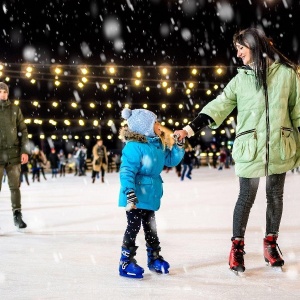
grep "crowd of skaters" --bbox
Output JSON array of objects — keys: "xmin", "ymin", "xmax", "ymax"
[
  {"xmin": 12, "ymin": 139, "xmax": 235, "ymax": 187},
  {"xmin": 16, "ymin": 140, "xmax": 122, "ymax": 186},
  {"xmin": 15, "ymin": 140, "xmax": 236, "ymax": 187},
  {"xmin": 165, "ymin": 142, "xmax": 234, "ymax": 181}
]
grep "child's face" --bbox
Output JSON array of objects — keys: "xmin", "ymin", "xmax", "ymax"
[
  {"xmin": 154, "ymin": 121, "xmax": 162, "ymax": 136},
  {"xmin": 0, "ymin": 89, "xmax": 8, "ymax": 101}
]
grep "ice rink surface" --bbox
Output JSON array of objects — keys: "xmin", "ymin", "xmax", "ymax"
[{"xmin": 0, "ymin": 167, "xmax": 299, "ymax": 300}]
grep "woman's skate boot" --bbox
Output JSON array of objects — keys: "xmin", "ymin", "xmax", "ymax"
[
  {"xmin": 263, "ymin": 235, "xmax": 284, "ymax": 267},
  {"xmin": 119, "ymin": 246, "xmax": 144, "ymax": 279},
  {"xmin": 146, "ymin": 244, "xmax": 170, "ymax": 274},
  {"xmin": 229, "ymin": 238, "xmax": 246, "ymax": 273}
]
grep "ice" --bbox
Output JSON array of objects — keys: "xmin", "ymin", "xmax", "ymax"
[{"xmin": 0, "ymin": 167, "xmax": 299, "ymax": 299}]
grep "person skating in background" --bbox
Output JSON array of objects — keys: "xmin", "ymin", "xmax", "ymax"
[
  {"xmin": 58, "ymin": 149, "xmax": 67, "ymax": 177},
  {"xmin": 67, "ymin": 153, "xmax": 76, "ymax": 173},
  {"xmin": 225, "ymin": 147, "xmax": 232, "ymax": 169},
  {"xmin": 20, "ymin": 162, "xmax": 30, "ymax": 186},
  {"xmin": 48, "ymin": 148, "xmax": 60, "ymax": 178},
  {"xmin": 118, "ymin": 108, "xmax": 184, "ymax": 279},
  {"xmin": 210, "ymin": 143, "xmax": 218, "ymax": 169},
  {"xmin": 73, "ymin": 146, "xmax": 79, "ymax": 175},
  {"xmin": 30, "ymin": 146, "xmax": 47, "ymax": 182},
  {"xmin": 218, "ymin": 147, "xmax": 227, "ymax": 171},
  {"xmin": 0, "ymin": 82, "xmax": 30, "ymax": 230},
  {"xmin": 107, "ymin": 151, "xmax": 114, "ymax": 173},
  {"xmin": 180, "ymin": 144, "xmax": 194, "ymax": 181},
  {"xmin": 175, "ymin": 159, "xmax": 182, "ymax": 177},
  {"xmin": 39, "ymin": 148, "xmax": 48, "ymax": 180},
  {"xmin": 76, "ymin": 145, "xmax": 87, "ymax": 176},
  {"xmin": 174, "ymin": 28, "xmax": 300, "ymax": 273},
  {"xmin": 91, "ymin": 139, "xmax": 108, "ymax": 183}
]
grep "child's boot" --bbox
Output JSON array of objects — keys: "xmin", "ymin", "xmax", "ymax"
[
  {"xmin": 146, "ymin": 244, "xmax": 170, "ymax": 274},
  {"xmin": 119, "ymin": 246, "xmax": 144, "ymax": 279},
  {"xmin": 263, "ymin": 234, "xmax": 284, "ymax": 267},
  {"xmin": 229, "ymin": 238, "xmax": 245, "ymax": 272}
]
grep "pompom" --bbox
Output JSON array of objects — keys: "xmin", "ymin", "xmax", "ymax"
[{"xmin": 121, "ymin": 108, "xmax": 132, "ymax": 120}]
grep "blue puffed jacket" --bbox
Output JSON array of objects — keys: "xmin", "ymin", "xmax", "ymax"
[{"xmin": 118, "ymin": 128, "xmax": 184, "ymax": 211}]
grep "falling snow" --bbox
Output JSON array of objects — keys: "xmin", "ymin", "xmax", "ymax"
[{"xmin": 0, "ymin": 1, "xmax": 298, "ymax": 146}]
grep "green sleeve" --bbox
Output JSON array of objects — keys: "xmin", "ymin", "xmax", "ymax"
[{"xmin": 200, "ymin": 76, "xmax": 238, "ymax": 129}]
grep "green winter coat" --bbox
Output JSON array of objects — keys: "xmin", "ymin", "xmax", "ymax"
[
  {"xmin": 0, "ymin": 100, "xmax": 30, "ymax": 165},
  {"xmin": 200, "ymin": 61, "xmax": 300, "ymax": 178}
]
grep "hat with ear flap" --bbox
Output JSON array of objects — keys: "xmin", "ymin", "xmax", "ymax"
[
  {"xmin": 121, "ymin": 108, "xmax": 157, "ymax": 137},
  {"xmin": 0, "ymin": 82, "xmax": 9, "ymax": 93}
]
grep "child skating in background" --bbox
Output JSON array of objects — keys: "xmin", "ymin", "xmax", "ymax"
[{"xmin": 118, "ymin": 108, "xmax": 184, "ymax": 279}]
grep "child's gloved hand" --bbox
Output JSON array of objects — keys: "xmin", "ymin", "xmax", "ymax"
[
  {"xmin": 126, "ymin": 191, "xmax": 138, "ymax": 211},
  {"xmin": 172, "ymin": 134, "xmax": 185, "ymax": 147}
]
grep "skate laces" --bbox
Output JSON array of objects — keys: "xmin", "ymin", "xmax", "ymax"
[
  {"xmin": 153, "ymin": 255, "xmax": 164, "ymax": 262},
  {"xmin": 267, "ymin": 240, "xmax": 283, "ymax": 259},
  {"xmin": 130, "ymin": 257, "xmax": 138, "ymax": 264},
  {"xmin": 148, "ymin": 249, "xmax": 164, "ymax": 263},
  {"xmin": 233, "ymin": 244, "xmax": 245, "ymax": 264}
]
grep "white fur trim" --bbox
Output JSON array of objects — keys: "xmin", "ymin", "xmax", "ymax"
[{"xmin": 183, "ymin": 125, "xmax": 195, "ymax": 138}]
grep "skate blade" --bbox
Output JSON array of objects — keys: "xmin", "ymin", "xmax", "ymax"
[
  {"xmin": 149, "ymin": 265, "xmax": 170, "ymax": 275},
  {"xmin": 16, "ymin": 227, "xmax": 27, "ymax": 233},
  {"xmin": 119, "ymin": 272, "xmax": 144, "ymax": 279},
  {"xmin": 273, "ymin": 266, "xmax": 284, "ymax": 272},
  {"xmin": 229, "ymin": 268, "xmax": 246, "ymax": 277},
  {"xmin": 266, "ymin": 262, "xmax": 284, "ymax": 271},
  {"xmin": 149, "ymin": 269, "xmax": 170, "ymax": 275}
]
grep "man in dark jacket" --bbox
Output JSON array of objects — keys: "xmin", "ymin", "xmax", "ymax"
[{"xmin": 0, "ymin": 82, "xmax": 30, "ymax": 230}]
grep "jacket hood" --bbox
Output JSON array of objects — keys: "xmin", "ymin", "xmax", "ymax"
[
  {"xmin": 120, "ymin": 127, "xmax": 148, "ymax": 143},
  {"xmin": 0, "ymin": 99, "xmax": 11, "ymax": 108},
  {"xmin": 120, "ymin": 127, "xmax": 176, "ymax": 148},
  {"xmin": 267, "ymin": 60, "xmax": 281, "ymax": 75},
  {"xmin": 237, "ymin": 60, "xmax": 281, "ymax": 76}
]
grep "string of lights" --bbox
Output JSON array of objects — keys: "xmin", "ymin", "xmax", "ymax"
[{"xmin": 0, "ymin": 62, "xmax": 237, "ymax": 146}]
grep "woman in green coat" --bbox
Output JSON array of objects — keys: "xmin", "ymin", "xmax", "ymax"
[{"xmin": 174, "ymin": 28, "xmax": 300, "ymax": 273}]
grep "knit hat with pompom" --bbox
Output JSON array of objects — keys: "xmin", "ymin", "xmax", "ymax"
[{"xmin": 121, "ymin": 108, "xmax": 157, "ymax": 137}]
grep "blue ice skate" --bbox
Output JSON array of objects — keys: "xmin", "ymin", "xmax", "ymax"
[
  {"xmin": 147, "ymin": 245, "xmax": 170, "ymax": 274},
  {"xmin": 119, "ymin": 246, "xmax": 144, "ymax": 279}
]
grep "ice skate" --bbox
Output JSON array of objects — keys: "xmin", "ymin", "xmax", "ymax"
[
  {"xmin": 147, "ymin": 245, "xmax": 170, "ymax": 274},
  {"xmin": 264, "ymin": 235, "xmax": 284, "ymax": 268},
  {"xmin": 13, "ymin": 210, "xmax": 27, "ymax": 232},
  {"xmin": 229, "ymin": 238, "xmax": 245, "ymax": 274},
  {"xmin": 119, "ymin": 246, "xmax": 144, "ymax": 279}
]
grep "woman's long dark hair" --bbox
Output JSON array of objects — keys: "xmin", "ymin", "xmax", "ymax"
[{"xmin": 233, "ymin": 28, "xmax": 299, "ymax": 94}]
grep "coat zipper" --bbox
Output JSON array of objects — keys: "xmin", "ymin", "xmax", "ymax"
[{"xmin": 265, "ymin": 90, "xmax": 270, "ymax": 177}]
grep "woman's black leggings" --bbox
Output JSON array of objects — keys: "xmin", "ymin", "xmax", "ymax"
[
  {"xmin": 233, "ymin": 173, "xmax": 286, "ymax": 238},
  {"xmin": 122, "ymin": 209, "xmax": 160, "ymax": 249}
]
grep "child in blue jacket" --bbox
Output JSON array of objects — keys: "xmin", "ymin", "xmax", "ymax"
[{"xmin": 119, "ymin": 108, "xmax": 184, "ymax": 279}]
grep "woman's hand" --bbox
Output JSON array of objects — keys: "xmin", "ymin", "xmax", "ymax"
[{"xmin": 173, "ymin": 130, "xmax": 188, "ymax": 141}]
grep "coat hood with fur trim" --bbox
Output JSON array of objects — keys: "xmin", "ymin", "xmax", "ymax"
[{"xmin": 119, "ymin": 127, "xmax": 148, "ymax": 143}]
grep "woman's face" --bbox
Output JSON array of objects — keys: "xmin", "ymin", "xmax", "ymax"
[{"xmin": 235, "ymin": 42, "xmax": 252, "ymax": 65}]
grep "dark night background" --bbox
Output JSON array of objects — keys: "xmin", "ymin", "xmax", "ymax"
[{"xmin": 0, "ymin": 0, "xmax": 299, "ymax": 155}]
